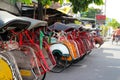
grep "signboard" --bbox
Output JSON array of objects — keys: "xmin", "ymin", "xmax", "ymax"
[
  {"xmin": 62, "ymin": 3, "xmax": 72, "ymax": 7},
  {"xmin": 96, "ymin": 14, "xmax": 106, "ymax": 24}
]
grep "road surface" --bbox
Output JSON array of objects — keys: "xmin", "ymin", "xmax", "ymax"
[{"xmin": 46, "ymin": 40, "xmax": 120, "ymax": 80}]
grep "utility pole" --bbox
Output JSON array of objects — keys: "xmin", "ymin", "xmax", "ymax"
[
  {"xmin": 105, "ymin": 0, "xmax": 106, "ymax": 15},
  {"xmin": 104, "ymin": 0, "xmax": 107, "ymax": 25}
]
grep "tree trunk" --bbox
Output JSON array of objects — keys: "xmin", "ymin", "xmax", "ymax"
[{"xmin": 38, "ymin": 0, "xmax": 43, "ymax": 20}]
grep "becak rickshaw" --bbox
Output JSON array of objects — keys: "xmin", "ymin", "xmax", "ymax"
[
  {"xmin": 21, "ymin": 17, "xmax": 56, "ymax": 70},
  {"xmin": 78, "ymin": 28, "xmax": 94, "ymax": 52},
  {"xmin": 48, "ymin": 22, "xmax": 80, "ymax": 72},
  {"xmin": 0, "ymin": 10, "xmax": 32, "ymax": 80},
  {"xmin": 66, "ymin": 24, "xmax": 87, "ymax": 59},
  {"xmin": 0, "ymin": 11, "xmax": 55, "ymax": 80},
  {"xmin": 66, "ymin": 23, "xmax": 95, "ymax": 57},
  {"xmin": 66, "ymin": 24, "xmax": 91, "ymax": 61}
]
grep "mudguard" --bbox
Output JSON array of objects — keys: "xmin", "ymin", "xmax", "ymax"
[{"xmin": 50, "ymin": 43, "xmax": 70, "ymax": 57}]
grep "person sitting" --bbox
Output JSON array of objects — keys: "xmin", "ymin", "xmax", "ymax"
[
  {"xmin": 114, "ymin": 27, "xmax": 120, "ymax": 43},
  {"xmin": 112, "ymin": 27, "xmax": 120, "ymax": 44},
  {"xmin": 112, "ymin": 31, "xmax": 115, "ymax": 43},
  {"xmin": 91, "ymin": 31, "xmax": 104, "ymax": 47}
]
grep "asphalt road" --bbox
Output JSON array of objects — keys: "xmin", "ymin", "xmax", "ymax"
[{"xmin": 46, "ymin": 40, "xmax": 120, "ymax": 80}]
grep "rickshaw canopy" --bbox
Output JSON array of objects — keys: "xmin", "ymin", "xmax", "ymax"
[
  {"xmin": 48, "ymin": 22, "xmax": 74, "ymax": 32},
  {"xmin": 0, "ymin": 11, "xmax": 30, "ymax": 33},
  {"xmin": 21, "ymin": 17, "xmax": 47, "ymax": 30}
]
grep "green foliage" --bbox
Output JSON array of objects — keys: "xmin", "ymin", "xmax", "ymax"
[
  {"xmin": 81, "ymin": 7, "xmax": 101, "ymax": 18},
  {"xmin": 93, "ymin": 0, "xmax": 104, "ymax": 5},
  {"xmin": 74, "ymin": 20, "xmax": 81, "ymax": 25},
  {"xmin": 69, "ymin": 0, "xmax": 103, "ymax": 13},
  {"xmin": 66, "ymin": 0, "xmax": 70, "ymax": 2},
  {"xmin": 41, "ymin": 0, "xmax": 52, "ymax": 6},
  {"xmin": 20, "ymin": 0, "xmax": 62, "ymax": 6},
  {"xmin": 10, "ymin": 0, "xmax": 32, "ymax": 4},
  {"xmin": 101, "ymin": 25, "xmax": 108, "ymax": 37},
  {"xmin": 13, "ymin": 0, "xmax": 104, "ymax": 13},
  {"xmin": 52, "ymin": 0, "xmax": 59, "ymax": 2},
  {"xmin": 10, "ymin": 0, "xmax": 16, "ymax": 4},
  {"xmin": 18, "ymin": 0, "xmax": 32, "ymax": 4},
  {"xmin": 106, "ymin": 18, "xmax": 120, "ymax": 29}
]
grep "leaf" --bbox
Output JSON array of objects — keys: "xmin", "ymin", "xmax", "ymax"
[
  {"xmin": 58, "ymin": 0, "xmax": 62, "ymax": 5},
  {"xmin": 66, "ymin": 0, "xmax": 70, "ymax": 2}
]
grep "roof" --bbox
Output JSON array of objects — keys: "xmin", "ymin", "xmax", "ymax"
[
  {"xmin": 80, "ymin": 18, "xmax": 95, "ymax": 23},
  {"xmin": 22, "ymin": 6, "xmax": 71, "ymax": 17},
  {"xmin": 46, "ymin": 8, "xmax": 71, "ymax": 17}
]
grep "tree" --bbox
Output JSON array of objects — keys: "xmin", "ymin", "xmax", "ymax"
[
  {"xmin": 10, "ymin": 0, "xmax": 104, "ymax": 20},
  {"xmin": 69, "ymin": 0, "xmax": 104, "ymax": 13},
  {"xmin": 17, "ymin": 0, "xmax": 104, "ymax": 13},
  {"xmin": 81, "ymin": 7, "xmax": 101, "ymax": 18},
  {"xmin": 106, "ymin": 18, "xmax": 120, "ymax": 29},
  {"xmin": 10, "ymin": 0, "xmax": 32, "ymax": 4}
]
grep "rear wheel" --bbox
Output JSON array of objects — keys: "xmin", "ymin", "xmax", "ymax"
[
  {"xmin": 51, "ymin": 53, "xmax": 72, "ymax": 73},
  {"xmin": 0, "ymin": 53, "xmax": 22, "ymax": 80}
]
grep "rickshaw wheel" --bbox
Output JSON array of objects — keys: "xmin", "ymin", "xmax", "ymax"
[
  {"xmin": 73, "ymin": 54, "xmax": 86, "ymax": 64},
  {"xmin": 19, "ymin": 46, "xmax": 47, "ymax": 80},
  {"xmin": 51, "ymin": 53, "xmax": 72, "ymax": 73},
  {"xmin": 0, "ymin": 54, "xmax": 13, "ymax": 80},
  {"xmin": 53, "ymin": 54, "xmax": 64, "ymax": 67},
  {"xmin": 41, "ymin": 73, "xmax": 46, "ymax": 80},
  {"xmin": 95, "ymin": 43, "xmax": 101, "ymax": 48},
  {"xmin": 86, "ymin": 50, "xmax": 92, "ymax": 55},
  {"xmin": 32, "ymin": 67, "xmax": 46, "ymax": 80}
]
